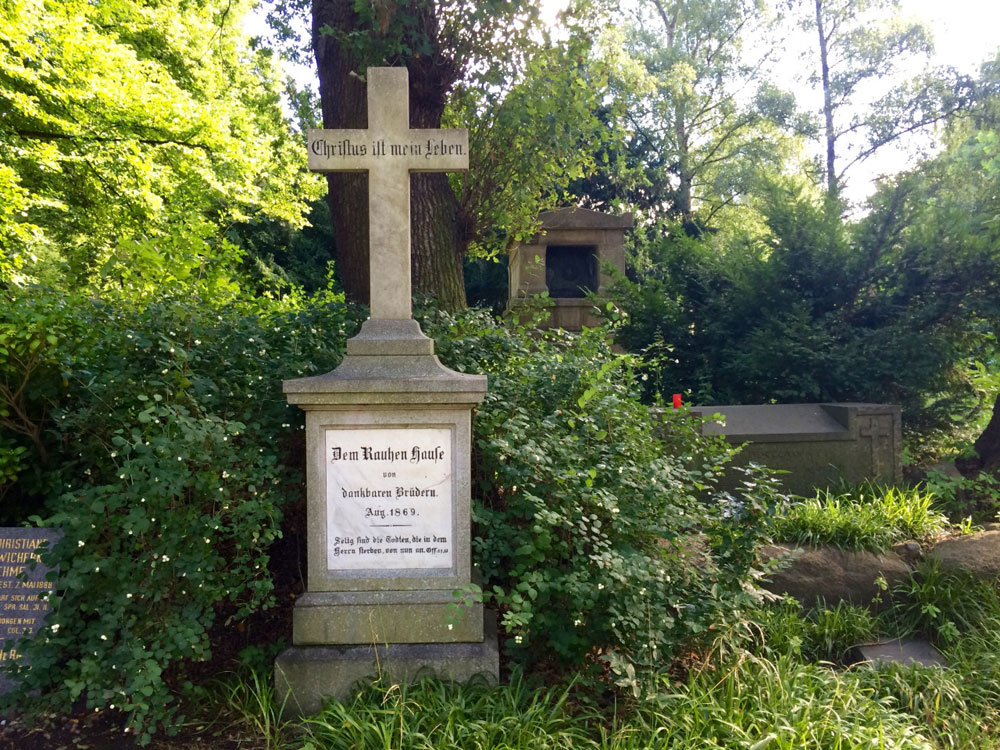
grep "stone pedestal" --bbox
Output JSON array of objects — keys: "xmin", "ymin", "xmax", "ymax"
[
  {"xmin": 507, "ymin": 207, "xmax": 633, "ymax": 331},
  {"xmin": 276, "ymin": 319, "xmax": 494, "ymax": 715}
]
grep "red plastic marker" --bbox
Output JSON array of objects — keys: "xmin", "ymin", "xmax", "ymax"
[{"xmin": 672, "ymin": 393, "xmax": 682, "ymax": 409}]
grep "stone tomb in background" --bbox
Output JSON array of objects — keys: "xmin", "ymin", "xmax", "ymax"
[
  {"xmin": 687, "ymin": 403, "xmax": 902, "ymax": 496},
  {"xmin": 507, "ymin": 207, "xmax": 632, "ymax": 331},
  {"xmin": 276, "ymin": 67, "xmax": 494, "ymax": 715}
]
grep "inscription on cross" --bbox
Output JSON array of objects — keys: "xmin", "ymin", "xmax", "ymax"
[{"xmin": 308, "ymin": 67, "xmax": 468, "ymax": 321}]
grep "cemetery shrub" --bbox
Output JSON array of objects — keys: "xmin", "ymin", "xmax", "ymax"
[
  {"xmin": 611, "ymin": 180, "xmax": 1000, "ymax": 445},
  {"xmin": 422, "ymin": 306, "xmax": 785, "ymax": 685},
  {"xmin": 0, "ymin": 282, "xmax": 358, "ymax": 740}
]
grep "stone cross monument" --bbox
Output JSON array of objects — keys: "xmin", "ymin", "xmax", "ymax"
[{"xmin": 275, "ymin": 67, "xmax": 494, "ymax": 715}]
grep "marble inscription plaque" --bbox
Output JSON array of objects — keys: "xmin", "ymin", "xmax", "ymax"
[
  {"xmin": 0, "ymin": 528, "xmax": 61, "ymax": 695},
  {"xmin": 325, "ymin": 428, "xmax": 452, "ymax": 571}
]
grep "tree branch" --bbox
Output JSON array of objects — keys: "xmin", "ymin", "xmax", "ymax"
[{"xmin": 13, "ymin": 129, "xmax": 211, "ymax": 152}]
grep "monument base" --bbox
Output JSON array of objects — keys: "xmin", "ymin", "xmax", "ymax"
[
  {"xmin": 275, "ymin": 612, "xmax": 499, "ymax": 716},
  {"xmin": 293, "ymin": 591, "xmax": 484, "ymax": 645}
]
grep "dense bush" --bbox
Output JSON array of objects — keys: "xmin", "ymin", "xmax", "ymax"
[
  {"xmin": 0, "ymin": 283, "xmax": 359, "ymax": 740},
  {"xmin": 422, "ymin": 307, "xmax": 785, "ymax": 682},
  {"xmin": 2, "ymin": 292, "xmax": 787, "ymax": 739},
  {"xmin": 611, "ymin": 178, "xmax": 1000, "ymax": 446}
]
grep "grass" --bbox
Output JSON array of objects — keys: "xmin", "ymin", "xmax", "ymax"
[
  {"xmin": 206, "ymin": 485, "xmax": 1000, "ymax": 750},
  {"xmin": 299, "ymin": 674, "xmax": 601, "ymax": 750},
  {"xmin": 772, "ymin": 484, "xmax": 953, "ymax": 552},
  {"xmin": 611, "ymin": 653, "xmax": 935, "ymax": 749},
  {"xmin": 213, "ymin": 590, "xmax": 1000, "ymax": 750}
]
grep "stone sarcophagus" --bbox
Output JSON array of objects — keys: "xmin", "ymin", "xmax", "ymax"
[
  {"xmin": 507, "ymin": 207, "xmax": 632, "ymax": 331},
  {"xmin": 687, "ymin": 403, "xmax": 902, "ymax": 496}
]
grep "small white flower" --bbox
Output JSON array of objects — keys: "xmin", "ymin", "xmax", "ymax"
[
  {"xmin": 574, "ymin": 619, "xmax": 582, "ymax": 626},
  {"xmin": 597, "ymin": 584, "xmax": 604, "ymax": 590},
  {"xmin": 126, "ymin": 593, "xmax": 133, "ymax": 599},
  {"xmin": 77, "ymin": 540, "xmax": 85, "ymax": 548},
  {"xmin": 51, "ymin": 624, "xmax": 60, "ymax": 633},
  {"xmin": 447, "ymin": 624, "xmax": 453, "ymax": 631},
  {"xmin": 161, "ymin": 555, "xmax": 170, "ymax": 562},
  {"xmin": 639, "ymin": 588, "xmax": 647, "ymax": 596},
  {"xmin": 100, "ymin": 634, "xmax": 107, "ymax": 641},
  {"xmin": 514, "ymin": 635, "xmax": 523, "ymax": 644}
]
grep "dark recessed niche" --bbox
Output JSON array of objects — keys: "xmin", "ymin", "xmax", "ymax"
[{"xmin": 545, "ymin": 245, "xmax": 597, "ymax": 298}]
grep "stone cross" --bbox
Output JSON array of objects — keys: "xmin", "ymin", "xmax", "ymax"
[
  {"xmin": 307, "ymin": 67, "xmax": 468, "ymax": 321},
  {"xmin": 860, "ymin": 416, "xmax": 893, "ymax": 476}
]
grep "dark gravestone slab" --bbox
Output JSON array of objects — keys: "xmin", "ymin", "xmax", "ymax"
[
  {"xmin": 853, "ymin": 639, "xmax": 947, "ymax": 669},
  {"xmin": 0, "ymin": 528, "xmax": 61, "ymax": 695},
  {"xmin": 545, "ymin": 245, "xmax": 596, "ymax": 298}
]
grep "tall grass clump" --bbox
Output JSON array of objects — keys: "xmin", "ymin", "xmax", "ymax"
[
  {"xmin": 754, "ymin": 598, "xmax": 880, "ymax": 663},
  {"xmin": 611, "ymin": 653, "xmax": 934, "ymax": 750},
  {"xmin": 300, "ymin": 674, "xmax": 601, "ymax": 750},
  {"xmin": 772, "ymin": 484, "xmax": 950, "ymax": 552}
]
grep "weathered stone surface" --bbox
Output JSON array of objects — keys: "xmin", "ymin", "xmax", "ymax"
[
  {"xmin": 0, "ymin": 528, "xmax": 61, "ymax": 696},
  {"xmin": 292, "ymin": 590, "xmax": 483, "ymax": 645},
  {"xmin": 687, "ymin": 403, "xmax": 902, "ymax": 496},
  {"xmin": 307, "ymin": 68, "xmax": 468, "ymax": 321},
  {"xmin": 930, "ymin": 529, "xmax": 1000, "ymax": 579},
  {"xmin": 275, "ymin": 613, "xmax": 499, "ymax": 716},
  {"xmin": 280, "ymin": 66, "xmax": 496, "ymax": 715},
  {"xmin": 855, "ymin": 639, "xmax": 947, "ymax": 669},
  {"xmin": 762, "ymin": 544, "xmax": 912, "ymax": 606},
  {"xmin": 507, "ymin": 207, "xmax": 632, "ymax": 332},
  {"xmin": 891, "ymin": 540, "xmax": 923, "ymax": 566}
]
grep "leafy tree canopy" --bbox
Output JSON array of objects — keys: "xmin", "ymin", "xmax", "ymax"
[{"xmin": 0, "ymin": 0, "xmax": 323, "ymax": 291}]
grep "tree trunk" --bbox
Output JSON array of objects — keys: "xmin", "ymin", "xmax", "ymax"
[
  {"xmin": 311, "ymin": 0, "xmax": 467, "ymax": 311},
  {"xmin": 957, "ymin": 393, "xmax": 1000, "ymax": 477},
  {"xmin": 313, "ymin": 0, "xmax": 370, "ymax": 306},
  {"xmin": 815, "ymin": 0, "xmax": 838, "ymax": 198}
]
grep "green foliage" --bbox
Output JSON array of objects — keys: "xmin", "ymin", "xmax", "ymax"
[
  {"xmin": 449, "ymin": 31, "xmax": 616, "ymax": 260},
  {"xmin": 578, "ymin": 0, "xmax": 801, "ymax": 224},
  {"xmin": 923, "ymin": 467, "xmax": 1000, "ymax": 522},
  {"xmin": 772, "ymin": 484, "xmax": 951, "ymax": 552},
  {"xmin": 0, "ymin": 0, "xmax": 322, "ymax": 289},
  {"xmin": 755, "ymin": 598, "xmax": 879, "ymax": 663},
  {"xmin": 616, "ymin": 652, "xmax": 933, "ymax": 749},
  {"xmin": 203, "ymin": 583, "xmax": 1000, "ymax": 750},
  {"xmin": 421, "ymin": 307, "xmax": 785, "ymax": 681},
  {"xmin": 889, "ymin": 564, "xmax": 1000, "ymax": 643},
  {"xmin": 850, "ymin": 568, "xmax": 1000, "ymax": 747},
  {"xmin": 613, "ymin": 169, "xmax": 1000, "ymax": 440},
  {"xmin": 0, "ymin": 284, "xmax": 359, "ymax": 739},
  {"xmin": 299, "ymin": 673, "xmax": 599, "ymax": 750}
]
